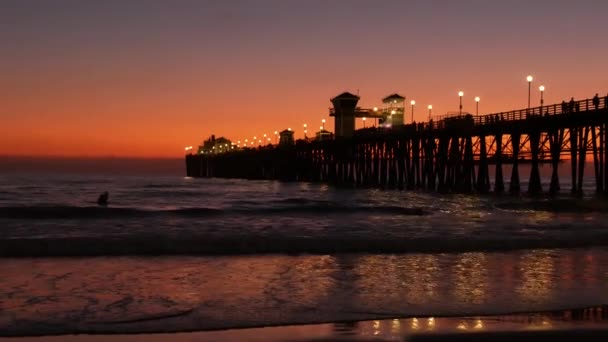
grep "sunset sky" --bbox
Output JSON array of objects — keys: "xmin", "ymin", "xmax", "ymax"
[{"xmin": 1, "ymin": 0, "xmax": 607, "ymax": 157}]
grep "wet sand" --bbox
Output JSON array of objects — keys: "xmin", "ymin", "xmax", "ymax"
[
  {"xmin": 2, "ymin": 306, "xmax": 608, "ymax": 341},
  {"xmin": 4, "ymin": 250, "xmax": 608, "ymax": 336}
]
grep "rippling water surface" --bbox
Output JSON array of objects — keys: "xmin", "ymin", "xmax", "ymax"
[{"xmin": 1, "ymin": 170, "xmax": 608, "ymax": 335}]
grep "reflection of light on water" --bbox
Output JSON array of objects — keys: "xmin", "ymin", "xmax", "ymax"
[
  {"xmin": 560, "ymin": 255, "xmax": 574, "ymax": 288},
  {"xmin": 584, "ymin": 252, "xmax": 598, "ymax": 286},
  {"xmin": 391, "ymin": 319, "xmax": 400, "ymax": 333},
  {"xmin": 474, "ymin": 319, "xmax": 484, "ymax": 329},
  {"xmin": 526, "ymin": 315, "xmax": 553, "ymax": 329},
  {"xmin": 427, "ymin": 317, "xmax": 435, "ymax": 329},
  {"xmin": 353, "ymin": 255, "xmax": 400, "ymax": 307},
  {"xmin": 516, "ymin": 250, "xmax": 554, "ymax": 302},
  {"xmin": 373, "ymin": 320, "xmax": 380, "ymax": 336},
  {"xmin": 297, "ymin": 182, "xmax": 311, "ymax": 191},
  {"xmin": 452, "ymin": 253, "xmax": 487, "ymax": 305},
  {"xmin": 353, "ymin": 254, "xmax": 439, "ymax": 308},
  {"xmin": 285, "ymin": 255, "xmax": 337, "ymax": 306},
  {"xmin": 402, "ymin": 255, "xmax": 439, "ymax": 305},
  {"xmin": 457, "ymin": 321, "xmax": 468, "ymax": 330},
  {"xmin": 411, "ymin": 317, "xmax": 419, "ymax": 330}
]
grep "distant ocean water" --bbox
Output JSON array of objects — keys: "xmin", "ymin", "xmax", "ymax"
[{"xmin": 1, "ymin": 159, "xmax": 608, "ymax": 336}]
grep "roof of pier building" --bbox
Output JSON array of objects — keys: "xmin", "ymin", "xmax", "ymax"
[
  {"xmin": 382, "ymin": 93, "xmax": 406, "ymax": 103},
  {"xmin": 331, "ymin": 92, "xmax": 360, "ymax": 102}
]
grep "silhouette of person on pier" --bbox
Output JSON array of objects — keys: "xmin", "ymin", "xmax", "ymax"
[
  {"xmin": 569, "ymin": 98, "xmax": 575, "ymax": 113},
  {"xmin": 593, "ymin": 93, "xmax": 600, "ymax": 109},
  {"xmin": 97, "ymin": 191, "xmax": 109, "ymax": 206},
  {"xmin": 561, "ymin": 101, "xmax": 567, "ymax": 113}
]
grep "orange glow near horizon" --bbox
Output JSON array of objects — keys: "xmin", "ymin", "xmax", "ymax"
[{"xmin": 1, "ymin": 2, "xmax": 607, "ymax": 157}]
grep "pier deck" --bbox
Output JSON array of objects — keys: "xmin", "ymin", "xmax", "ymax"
[{"xmin": 186, "ymin": 96, "xmax": 608, "ymax": 194}]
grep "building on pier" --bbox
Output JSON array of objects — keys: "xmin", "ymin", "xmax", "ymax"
[
  {"xmin": 329, "ymin": 91, "xmax": 407, "ymax": 137},
  {"xmin": 381, "ymin": 93, "xmax": 405, "ymax": 126},
  {"xmin": 330, "ymin": 92, "xmax": 360, "ymax": 138},
  {"xmin": 198, "ymin": 135, "xmax": 233, "ymax": 154},
  {"xmin": 315, "ymin": 129, "xmax": 334, "ymax": 141},
  {"xmin": 279, "ymin": 129, "xmax": 295, "ymax": 146}
]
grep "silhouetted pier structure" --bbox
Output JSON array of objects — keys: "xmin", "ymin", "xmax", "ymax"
[{"xmin": 186, "ymin": 95, "xmax": 608, "ymax": 195}]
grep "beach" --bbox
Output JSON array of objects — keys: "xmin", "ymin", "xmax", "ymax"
[
  {"xmin": 3, "ymin": 307, "xmax": 608, "ymax": 341},
  {"xmin": 2, "ymin": 172, "xmax": 608, "ymax": 337}
]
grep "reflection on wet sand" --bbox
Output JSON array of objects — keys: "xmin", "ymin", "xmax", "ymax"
[
  {"xmin": 353, "ymin": 306, "xmax": 608, "ymax": 340},
  {"xmin": 452, "ymin": 253, "xmax": 487, "ymax": 305},
  {"xmin": 262, "ymin": 255, "xmax": 337, "ymax": 310},
  {"xmin": 3, "ymin": 248, "xmax": 608, "ymax": 335},
  {"xmin": 353, "ymin": 254, "xmax": 440, "ymax": 309},
  {"xmin": 5, "ymin": 306, "xmax": 608, "ymax": 342},
  {"xmin": 516, "ymin": 250, "xmax": 555, "ymax": 302}
]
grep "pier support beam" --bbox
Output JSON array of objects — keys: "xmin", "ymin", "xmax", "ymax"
[
  {"xmin": 426, "ymin": 136, "xmax": 436, "ymax": 190},
  {"xmin": 577, "ymin": 127, "xmax": 589, "ymax": 194},
  {"xmin": 463, "ymin": 136, "xmax": 474, "ymax": 193},
  {"xmin": 570, "ymin": 127, "xmax": 578, "ymax": 195},
  {"xmin": 494, "ymin": 134, "xmax": 505, "ymax": 193},
  {"xmin": 605, "ymin": 123, "xmax": 608, "ymax": 194},
  {"xmin": 509, "ymin": 133, "xmax": 521, "ymax": 194},
  {"xmin": 528, "ymin": 131, "xmax": 542, "ymax": 194},
  {"xmin": 549, "ymin": 129, "xmax": 564, "ymax": 194},
  {"xmin": 437, "ymin": 137, "xmax": 449, "ymax": 192},
  {"xmin": 477, "ymin": 136, "xmax": 490, "ymax": 193},
  {"xmin": 592, "ymin": 126, "xmax": 601, "ymax": 193},
  {"xmin": 397, "ymin": 140, "xmax": 405, "ymax": 190},
  {"xmin": 448, "ymin": 136, "xmax": 462, "ymax": 192}
]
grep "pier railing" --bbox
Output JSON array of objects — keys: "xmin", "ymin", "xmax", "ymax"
[
  {"xmin": 433, "ymin": 96, "xmax": 607, "ymax": 129},
  {"xmin": 329, "ymin": 107, "xmax": 402, "ymax": 118}
]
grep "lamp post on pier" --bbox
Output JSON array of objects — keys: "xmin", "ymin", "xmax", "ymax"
[
  {"xmin": 526, "ymin": 75, "xmax": 533, "ymax": 108},
  {"xmin": 373, "ymin": 107, "xmax": 378, "ymax": 127},
  {"xmin": 410, "ymin": 100, "xmax": 416, "ymax": 123},
  {"xmin": 458, "ymin": 91, "xmax": 464, "ymax": 116},
  {"xmin": 362, "ymin": 117, "xmax": 366, "ymax": 128},
  {"xmin": 321, "ymin": 119, "xmax": 326, "ymax": 130},
  {"xmin": 427, "ymin": 105, "xmax": 432, "ymax": 121},
  {"xmin": 539, "ymin": 85, "xmax": 545, "ymax": 107},
  {"xmin": 273, "ymin": 131, "xmax": 278, "ymax": 144},
  {"xmin": 475, "ymin": 96, "xmax": 480, "ymax": 115},
  {"xmin": 303, "ymin": 124, "xmax": 307, "ymax": 138}
]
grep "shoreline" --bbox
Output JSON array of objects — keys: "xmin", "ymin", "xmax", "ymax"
[
  {"xmin": 2, "ymin": 305, "xmax": 608, "ymax": 341},
  {"xmin": 3, "ymin": 249, "xmax": 608, "ymax": 337},
  {"xmin": 0, "ymin": 304, "xmax": 608, "ymax": 342}
]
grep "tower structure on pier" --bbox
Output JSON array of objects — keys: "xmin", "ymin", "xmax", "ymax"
[
  {"xmin": 381, "ymin": 93, "xmax": 405, "ymax": 126},
  {"xmin": 279, "ymin": 129, "xmax": 295, "ymax": 146},
  {"xmin": 330, "ymin": 92, "xmax": 360, "ymax": 138}
]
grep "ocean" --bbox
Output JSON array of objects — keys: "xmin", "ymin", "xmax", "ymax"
[{"xmin": 1, "ymin": 160, "xmax": 608, "ymax": 336}]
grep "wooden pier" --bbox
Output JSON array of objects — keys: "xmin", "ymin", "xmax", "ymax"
[{"xmin": 186, "ymin": 95, "xmax": 608, "ymax": 195}]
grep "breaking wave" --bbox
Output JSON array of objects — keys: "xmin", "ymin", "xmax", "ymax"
[{"xmin": 0, "ymin": 203, "xmax": 426, "ymax": 219}]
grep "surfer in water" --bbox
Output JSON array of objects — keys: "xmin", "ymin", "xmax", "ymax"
[{"xmin": 97, "ymin": 191, "xmax": 109, "ymax": 206}]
